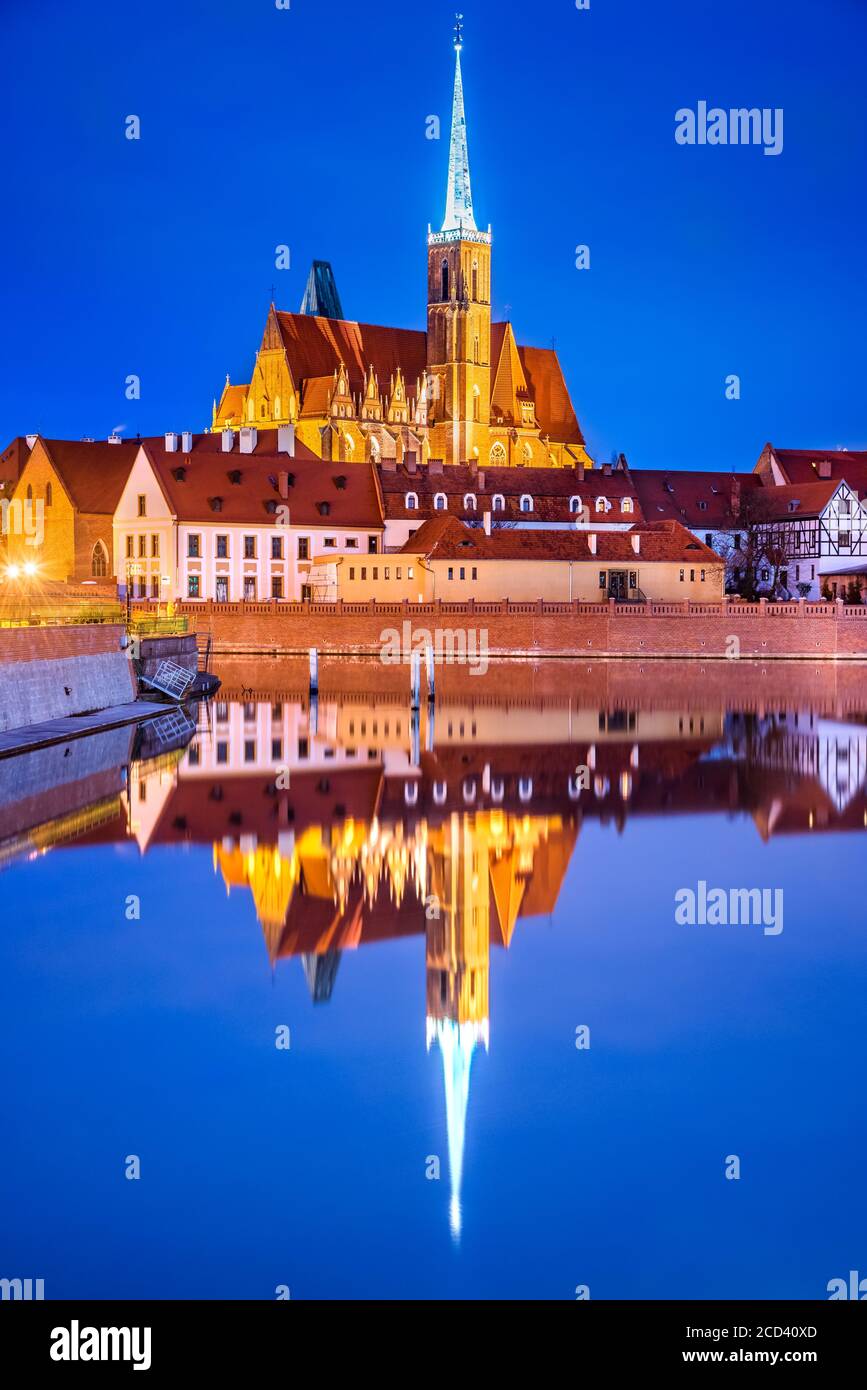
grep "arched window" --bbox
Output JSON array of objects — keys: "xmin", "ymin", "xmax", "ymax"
[
  {"xmin": 621, "ymin": 497, "xmax": 633, "ymax": 514},
  {"xmin": 492, "ymin": 494, "xmax": 505, "ymax": 512},
  {"xmin": 369, "ymin": 437, "xmax": 380, "ymax": 459},
  {"xmin": 91, "ymin": 541, "xmax": 109, "ymax": 578},
  {"xmin": 489, "ymin": 441, "xmax": 507, "ymax": 464},
  {"xmin": 434, "ymin": 492, "xmax": 447, "ymax": 511},
  {"xmin": 472, "ymin": 260, "xmax": 478, "ymax": 301},
  {"xmin": 441, "ymin": 259, "xmax": 449, "ymax": 301},
  {"xmin": 472, "ymin": 383, "xmax": 480, "ymax": 421},
  {"xmin": 405, "ymin": 491, "xmax": 418, "ymax": 510},
  {"xmin": 522, "ymin": 441, "xmax": 533, "ymax": 464},
  {"xmin": 519, "ymin": 494, "xmax": 533, "ymax": 513},
  {"xmin": 247, "ymin": 398, "xmax": 255, "ymax": 422},
  {"xmin": 595, "ymin": 496, "xmax": 607, "ymax": 513},
  {"xmin": 26, "ymin": 484, "xmax": 33, "ymax": 501},
  {"xmin": 274, "ymin": 395, "xmax": 281, "ymax": 419},
  {"xmin": 569, "ymin": 495, "xmax": 582, "ymax": 514},
  {"xmin": 45, "ymin": 482, "xmax": 53, "ymax": 507},
  {"xmin": 463, "ymin": 493, "xmax": 477, "ymax": 511}
]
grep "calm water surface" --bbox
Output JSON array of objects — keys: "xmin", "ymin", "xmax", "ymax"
[{"xmin": 1, "ymin": 659, "xmax": 865, "ymax": 1300}]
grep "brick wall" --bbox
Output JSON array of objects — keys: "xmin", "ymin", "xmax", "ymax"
[
  {"xmin": 172, "ymin": 598, "xmax": 867, "ymax": 660},
  {"xmin": 0, "ymin": 625, "xmax": 136, "ymax": 733}
]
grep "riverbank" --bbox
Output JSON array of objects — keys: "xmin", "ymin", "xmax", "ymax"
[{"xmin": 168, "ymin": 597, "xmax": 867, "ymax": 660}]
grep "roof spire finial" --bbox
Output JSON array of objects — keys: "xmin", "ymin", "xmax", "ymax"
[{"xmin": 441, "ymin": 15, "xmax": 477, "ymax": 233}]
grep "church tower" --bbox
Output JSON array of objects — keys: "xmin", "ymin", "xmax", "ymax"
[{"xmin": 426, "ymin": 18, "xmax": 492, "ymax": 467}]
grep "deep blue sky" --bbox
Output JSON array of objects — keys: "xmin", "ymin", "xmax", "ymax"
[{"xmin": 2, "ymin": 0, "xmax": 865, "ymax": 470}]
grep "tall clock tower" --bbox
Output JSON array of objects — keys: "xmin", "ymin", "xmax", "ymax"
[{"xmin": 426, "ymin": 19, "xmax": 492, "ymax": 467}]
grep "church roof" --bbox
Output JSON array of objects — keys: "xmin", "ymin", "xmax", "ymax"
[
  {"xmin": 490, "ymin": 323, "xmax": 585, "ymax": 445},
  {"xmin": 275, "ymin": 312, "xmax": 428, "ymax": 396}
]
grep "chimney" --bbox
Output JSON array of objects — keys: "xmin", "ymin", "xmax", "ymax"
[
  {"xmin": 576, "ymin": 462, "xmax": 585, "ymax": 483},
  {"xmin": 181, "ymin": 430, "xmax": 193, "ymax": 452},
  {"xmin": 165, "ymin": 432, "xmax": 178, "ymax": 452},
  {"xmin": 240, "ymin": 427, "xmax": 257, "ymax": 454},
  {"xmin": 477, "ymin": 470, "xmax": 485, "ymax": 490},
  {"xmin": 730, "ymin": 476, "xmax": 742, "ymax": 517},
  {"xmin": 429, "ymin": 458, "xmax": 443, "ymax": 475},
  {"xmin": 25, "ymin": 433, "xmax": 38, "ymax": 449},
  {"xmin": 588, "ymin": 533, "xmax": 597, "ymax": 554},
  {"xmin": 817, "ymin": 459, "xmax": 832, "ymax": 479},
  {"xmin": 278, "ymin": 471, "xmax": 289, "ymax": 499},
  {"xmin": 602, "ymin": 462, "xmax": 612, "ymax": 477},
  {"xmin": 107, "ymin": 434, "xmax": 121, "ymax": 445},
  {"xmin": 631, "ymin": 533, "xmax": 641, "ymax": 554},
  {"xmin": 406, "ymin": 456, "xmax": 417, "ymax": 473},
  {"xmin": 221, "ymin": 429, "xmax": 234, "ymax": 452},
  {"xmin": 277, "ymin": 424, "xmax": 295, "ymax": 456},
  {"xmin": 483, "ymin": 510, "xmax": 492, "ymax": 536}
]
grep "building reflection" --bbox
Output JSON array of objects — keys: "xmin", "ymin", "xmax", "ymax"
[{"xmin": 2, "ymin": 682, "xmax": 867, "ymax": 1234}]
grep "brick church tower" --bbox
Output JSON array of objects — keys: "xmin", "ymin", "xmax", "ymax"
[{"xmin": 426, "ymin": 18, "xmax": 492, "ymax": 467}]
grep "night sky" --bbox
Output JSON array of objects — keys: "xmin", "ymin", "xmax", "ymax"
[{"xmin": 2, "ymin": 0, "xmax": 864, "ymax": 471}]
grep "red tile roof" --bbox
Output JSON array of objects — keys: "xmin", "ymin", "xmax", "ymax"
[
  {"xmin": 275, "ymin": 312, "xmax": 428, "ymax": 395},
  {"xmin": 139, "ymin": 433, "xmax": 383, "ymax": 529},
  {"xmin": 402, "ymin": 515, "xmax": 721, "ymax": 564},
  {"xmin": 630, "ymin": 469, "xmax": 763, "ymax": 528},
  {"xmin": 748, "ymin": 480, "xmax": 842, "ymax": 521},
  {"xmin": 765, "ymin": 446, "xmax": 867, "ymax": 492},
  {"xmin": 379, "ymin": 461, "xmax": 639, "ymax": 522},
  {"xmin": 23, "ymin": 438, "xmax": 140, "ymax": 514}
]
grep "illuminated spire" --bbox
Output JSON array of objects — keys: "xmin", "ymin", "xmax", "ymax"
[
  {"xmin": 442, "ymin": 15, "xmax": 477, "ymax": 234},
  {"xmin": 428, "ymin": 1016, "xmax": 488, "ymax": 1240}
]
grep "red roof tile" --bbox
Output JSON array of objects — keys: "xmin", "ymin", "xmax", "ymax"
[
  {"xmin": 23, "ymin": 438, "xmax": 140, "ymax": 514},
  {"xmin": 402, "ymin": 515, "xmax": 720, "ymax": 564},
  {"xmin": 379, "ymin": 461, "xmax": 639, "ymax": 522},
  {"xmin": 766, "ymin": 446, "xmax": 867, "ymax": 492},
  {"xmin": 276, "ymin": 312, "xmax": 428, "ymax": 395},
  {"xmin": 139, "ymin": 433, "xmax": 383, "ymax": 529},
  {"xmin": 631, "ymin": 469, "xmax": 764, "ymax": 528}
]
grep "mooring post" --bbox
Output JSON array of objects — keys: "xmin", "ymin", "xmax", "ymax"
[
  {"xmin": 411, "ymin": 709, "xmax": 421, "ymax": 767},
  {"xmin": 410, "ymin": 650, "xmax": 421, "ymax": 710},
  {"xmin": 425, "ymin": 642, "xmax": 435, "ymax": 702},
  {"xmin": 309, "ymin": 647, "xmax": 318, "ymax": 694},
  {"xmin": 425, "ymin": 698, "xmax": 435, "ymax": 753}
]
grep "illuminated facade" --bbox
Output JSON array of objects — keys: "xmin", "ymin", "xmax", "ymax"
[{"xmin": 212, "ymin": 25, "xmax": 591, "ymax": 472}]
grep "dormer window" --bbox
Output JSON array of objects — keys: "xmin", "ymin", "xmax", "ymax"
[
  {"xmin": 788, "ymin": 500, "xmax": 800, "ymax": 512},
  {"xmin": 569, "ymin": 496, "xmax": 582, "ymax": 514},
  {"xmin": 595, "ymin": 497, "xmax": 607, "ymax": 513},
  {"xmin": 492, "ymin": 494, "xmax": 505, "ymax": 512},
  {"xmin": 405, "ymin": 491, "xmax": 418, "ymax": 510},
  {"xmin": 434, "ymin": 492, "xmax": 447, "ymax": 512},
  {"xmin": 697, "ymin": 500, "xmax": 708, "ymax": 511},
  {"xmin": 519, "ymin": 494, "xmax": 533, "ymax": 513},
  {"xmin": 621, "ymin": 497, "xmax": 633, "ymax": 514},
  {"xmin": 463, "ymin": 493, "xmax": 477, "ymax": 511}
]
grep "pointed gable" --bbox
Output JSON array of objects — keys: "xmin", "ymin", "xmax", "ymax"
[{"xmin": 490, "ymin": 322, "xmax": 528, "ymax": 423}]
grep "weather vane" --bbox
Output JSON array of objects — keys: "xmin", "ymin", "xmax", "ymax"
[{"xmin": 454, "ymin": 13, "xmax": 463, "ymax": 51}]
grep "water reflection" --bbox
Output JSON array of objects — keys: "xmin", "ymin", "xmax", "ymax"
[{"xmin": 2, "ymin": 663, "xmax": 866, "ymax": 1244}]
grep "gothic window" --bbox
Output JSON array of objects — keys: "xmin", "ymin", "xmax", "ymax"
[
  {"xmin": 473, "ymin": 384, "xmax": 480, "ymax": 421},
  {"xmin": 45, "ymin": 482, "xmax": 53, "ymax": 507},
  {"xmin": 26, "ymin": 484, "xmax": 32, "ymax": 501},
  {"xmin": 621, "ymin": 497, "xmax": 633, "ymax": 513},
  {"xmin": 463, "ymin": 494, "xmax": 477, "ymax": 511},
  {"xmin": 91, "ymin": 541, "xmax": 109, "ymax": 577},
  {"xmin": 274, "ymin": 395, "xmax": 281, "ymax": 418},
  {"xmin": 472, "ymin": 261, "xmax": 478, "ymax": 301},
  {"xmin": 492, "ymin": 494, "xmax": 505, "ymax": 512},
  {"xmin": 441, "ymin": 259, "xmax": 449, "ymax": 301},
  {"xmin": 489, "ymin": 442, "xmax": 507, "ymax": 465},
  {"xmin": 520, "ymin": 494, "xmax": 533, "ymax": 513},
  {"xmin": 569, "ymin": 496, "xmax": 582, "ymax": 514},
  {"xmin": 522, "ymin": 442, "xmax": 532, "ymax": 464},
  {"xmin": 434, "ymin": 493, "xmax": 447, "ymax": 512},
  {"xmin": 405, "ymin": 492, "xmax": 418, "ymax": 510},
  {"xmin": 247, "ymin": 399, "xmax": 255, "ymax": 422}
]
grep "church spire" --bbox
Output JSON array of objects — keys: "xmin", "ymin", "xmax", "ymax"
[{"xmin": 442, "ymin": 15, "xmax": 477, "ymax": 234}]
